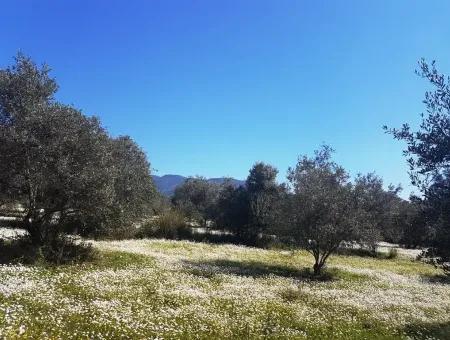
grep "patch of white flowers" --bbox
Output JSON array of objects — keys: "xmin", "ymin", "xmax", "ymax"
[{"xmin": 0, "ymin": 238, "xmax": 448, "ymax": 338}]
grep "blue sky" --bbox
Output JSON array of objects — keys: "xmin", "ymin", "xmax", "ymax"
[{"xmin": 2, "ymin": 1, "xmax": 450, "ymax": 197}]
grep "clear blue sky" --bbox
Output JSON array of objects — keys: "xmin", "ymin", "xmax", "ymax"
[{"xmin": 2, "ymin": 1, "xmax": 450, "ymax": 198}]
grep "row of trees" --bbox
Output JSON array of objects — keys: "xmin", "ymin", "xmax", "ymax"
[
  {"xmin": 0, "ymin": 54, "xmax": 157, "ymax": 249},
  {"xmin": 172, "ymin": 148, "xmax": 416, "ymax": 274},
  {"xmin": 0, "ymin": 54, "xmax": 448, "ymax": 274},
  {"xmin": 172, "ymin": 59, "xmax": 450, "ymax": 274}
]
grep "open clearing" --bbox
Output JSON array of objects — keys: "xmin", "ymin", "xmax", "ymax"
[{"xmin": 0, "ymin": 239, "xmax": 449, "ymax": 339}]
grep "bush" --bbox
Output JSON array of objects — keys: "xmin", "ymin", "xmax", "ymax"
[
  {"xmin": 386, "ymin": 247, "xmax": 399, "ymax": 259},
  {"xmin": 137, "ymin": 210, "xmax": 192, "ymax": 240},
  {"xmin": 40, "ymin": 235, "xmax": 96, "ymax": 265},
  {"xmin": 96, "ymin": 224, "xmax": 139, "ymax": 240}
]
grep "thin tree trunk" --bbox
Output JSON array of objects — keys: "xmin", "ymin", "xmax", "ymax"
[{"xmin": 313, "ymin": 262, "xmax": 322, "ymax": 275}]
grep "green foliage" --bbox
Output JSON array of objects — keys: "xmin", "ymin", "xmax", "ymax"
[
  {"xmin": 386, "ymin": 248, "xmax": 399, "ymax": 260},
  {"xmin": 172, "ymin": 177, "xmax": 220, "ymax": 226},
  {"xmin": 283, "ymin": 146, "xmax": 360, "ymax": 274},
  {"xmin": 0, "ymin": 235, "xmax": 96, "ymax": 265},
  {"xmin": 214, "ymin": 163, "xmax": 283, "ymax": 244},
  {"xmin": 214, "ymin": 184, "xmax": 249, "ymax": 235},
  {"xmin": 246, "ymin": 162, "xmax": 282, "ymax": 236},
  {"xmin": 0, "ymin": 53, "xmax": 156, "ymax": 247},
  {"xmin": 353, "ymin": 173, "xmax": 404, "ymax": 247},
  {"xmin": 385, "ymin": 59, "xmax": 450, "ymax": 268}
]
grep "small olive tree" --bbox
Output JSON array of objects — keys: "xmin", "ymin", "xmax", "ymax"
[{"xmin": 285, "ymin": 146, "xmax": 360, "ymax": 275}]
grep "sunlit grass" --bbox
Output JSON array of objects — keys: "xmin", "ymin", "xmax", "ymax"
[{"xmin": 0, "ymin": 239, "xmax": 448, "ymax": 339}]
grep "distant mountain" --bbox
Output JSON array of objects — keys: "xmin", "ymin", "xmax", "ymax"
[{"xmin": 152, "ymin": 175, "xmax": 245, "ymax": 196}]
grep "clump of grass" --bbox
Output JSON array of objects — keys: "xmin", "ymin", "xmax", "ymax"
[
  {"xmin": 94, "ymin": 250, "xmax": 155, "ymax": 269},
  {"xmin": 279, "ymin": 286, "xmax": 307, "ymax": 302}
]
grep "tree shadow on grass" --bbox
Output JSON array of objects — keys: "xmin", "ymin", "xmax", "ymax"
[
  {"xmin": 0, "ymin": 237, "xmax": 41, "ymax": 264},
  {"xmin": 403, "ymin": 321, "xmax": 450, "ymax": 340},
  {"xmin": 183, "ymin": 259, "xmax": 338, "ymax": 282},
  {"xmin": 0, "ymin": 236, "xmax": 95, "ymax": 265},
  {"xmin": 420, "ymin": 273, "xmax": 450, "ymax": 284}
]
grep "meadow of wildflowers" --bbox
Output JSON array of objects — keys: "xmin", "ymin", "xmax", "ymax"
[{"xmin": 0, "ymin": 238, "xmax": 448, "ymax": 339}]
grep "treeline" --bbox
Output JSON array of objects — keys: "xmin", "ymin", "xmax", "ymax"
[
  {"xmin": 165, "ymin": 59, "xmax": 450, "ymax": 275},
  {"xmin": 168, "ymin": 147, "xmax": 420, "ymax": 274}
]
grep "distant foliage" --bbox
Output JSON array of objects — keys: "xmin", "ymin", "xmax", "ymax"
[
  {"xmin": 246, "ymin": 162, "xmax": 282, "ymax": 237},
  {"xmin": 213, "ymin": 162, "xmax": 283, "ymax": 245},
  {"xmin": 137, "ymin": 210, "xmax": 191, "ymax": 240},
  {"xmin": 172, "ymin": 177, "xmax": 220, "ymax": 227},
  {"xmin": 214, "ymin": 184, "xmax": 250, "ymax": 236},
  {"xmin": 352, "ymin": 173, "xmax": 405, "ymax": 250}
]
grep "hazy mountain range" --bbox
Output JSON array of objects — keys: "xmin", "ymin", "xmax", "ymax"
[{"xmin": 152, "ymin": 175, "xmax": 245, "ymax": 196}]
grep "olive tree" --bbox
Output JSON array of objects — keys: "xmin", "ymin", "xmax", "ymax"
[
  {"xmin": 172, "ymin": 177, "xmax": 220, "ymax": 227},
  {"xmin": 214, "ymin": 183, "xmax": 249, "ymax": 235},
  {"xmin": 385, "ymin": 59, "xmax": 450, "ymax": 270},
  {"xmin": 246, "ymin": 162, "xmax": 280, "ymax": 236},
  {"xmin": 213, "ymin": 163, "xmax": 281, "ymax": 242},
  {"xmin": 0, "ymin": 54, "xmax": 156, "ymax": 245},
  {"xmin": 285, "ymin": 146, "xmax": 360, "ymax": 275},
  {"xmin": 353, "ymin": 173, "xmax": 404, "ymax": 249}
]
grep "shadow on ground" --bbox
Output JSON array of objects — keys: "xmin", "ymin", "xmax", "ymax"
[
  {"xmin": 183, "ymin": 258, "xmax": 341, "ymax": 282},
  {"xmin": 0, "ymin": 236, "xmax": 95, "ymax": 265},
  {"xmin": 420, "ymin": 273, "xmax": 450, "ymax": 284},
  {"xmin": 403, "ymin": 321, "xmax": 450, "ymax": 340}
]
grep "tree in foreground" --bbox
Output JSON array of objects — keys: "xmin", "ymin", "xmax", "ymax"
[
  {"xmin": 0, "ymin": 54, "xmax": 156, "ymax": 253},
  {"xmin": 385, "ymin": 59, "xmax": 450, "ymax": 272},
  {"xmin": 284, "ymin": 146, "xmax": 360, "ymax": 275}
]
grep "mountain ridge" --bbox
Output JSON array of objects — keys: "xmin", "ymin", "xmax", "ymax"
[{"xmin": 152, "ymin": 174, "xmax": 245, "ymax": 196}]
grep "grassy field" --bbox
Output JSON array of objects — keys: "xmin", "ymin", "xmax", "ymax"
[{"xmin": 0, "ymin": 239, "xmax": 449, "ymax": 339}]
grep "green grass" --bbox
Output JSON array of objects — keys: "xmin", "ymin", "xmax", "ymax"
[{"xmin": 0, "ymin": 239, "xmax": 448, "ymax": 339}]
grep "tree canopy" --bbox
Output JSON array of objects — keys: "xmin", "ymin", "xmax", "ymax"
[
  {"xmin": 0, "ymin": 54, "xmax": 156, "ymax": 245},
  {"xmin": 385, "ymin": 59, "xmax": 450, "ymax": 267}
]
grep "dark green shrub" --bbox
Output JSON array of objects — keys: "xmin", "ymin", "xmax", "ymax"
[
  {"xmin": 0, "ymin": 235, "xmax": 96, "ymax": 265},
  {"xmin": 40, "ymin": 235, "xmax": 96, "ymax": 265},
  {"xmin": 386, "ymin": 247, "xmax": 399, "ymax": 259}
]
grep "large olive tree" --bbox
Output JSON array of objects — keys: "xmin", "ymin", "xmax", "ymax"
[
  {"xmin": 385, "ymin": 59, "xmax": 450, "ymax": 270},
  {"xmin": 0, "ymin": 54, "xmax": 156, "ymax": 245}
]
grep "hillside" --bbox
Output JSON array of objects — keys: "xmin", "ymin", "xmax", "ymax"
[
  {"xmin": 0, "ymin": 238, "xmax": 448, "ymax": 339},
  {"xmin": 152, "ymin": 174, "xmax": 245, "ymax": 196}
]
